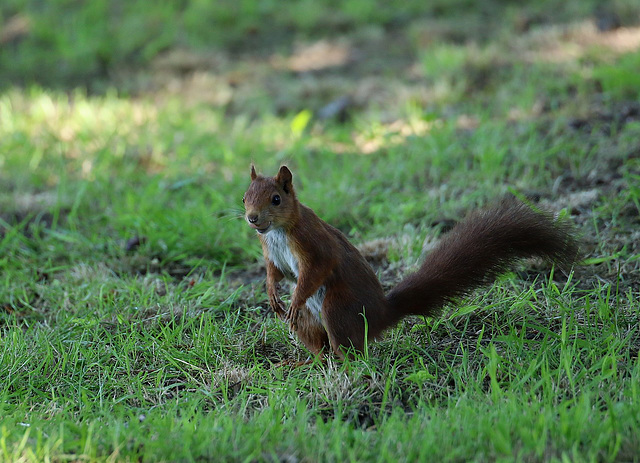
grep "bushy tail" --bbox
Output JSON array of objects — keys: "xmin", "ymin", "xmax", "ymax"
[{"xmin": 385, "ymin": 199, "xmax": 579, "ymax": 324}]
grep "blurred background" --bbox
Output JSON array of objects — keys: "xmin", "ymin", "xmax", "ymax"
[
  {"xmin": 1, "ymin": 0, "xmax": 639, "ymax": 275},
  {"xmin": 2, "ymin": 1, "xmax": 639, "ymax": 99},
  {"xmin": 3, "ymin": 1, "xmax": 640, "ymax": 107}
]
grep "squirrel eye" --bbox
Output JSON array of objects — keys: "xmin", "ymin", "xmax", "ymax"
[
  {"xmin": 271, "ymin": 195, "xmax": 281, "ymax": 206},
  {"xmin": 242, "ymin": 195, "xmax": 245, "ymax": 204}
]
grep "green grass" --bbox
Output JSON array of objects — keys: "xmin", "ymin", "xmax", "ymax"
[
  {"xmin": 2, "ymin": 0, "xmax": 640, "ymax": 461},
  {"xmin": 1, "ymin": 0, "xmax": 627, "ymax": 89}
]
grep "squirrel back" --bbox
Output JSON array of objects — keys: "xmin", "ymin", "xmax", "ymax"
[{"xmin": 244, "ymin": 166, "xmax": 579, "ymax": 358}]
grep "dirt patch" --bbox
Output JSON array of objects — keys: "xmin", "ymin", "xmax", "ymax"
[
  {"xmin": 568, "ymin": 101, "xmax": 640, "ymax": 136},
  {"xmin": 0, "ymin": 190, "xmax": 65, "ymax": 238},
  {"xmin": 540, "ymin": 114, "xmax": 640, "ymax": 291},
  {"xmin": 0, "ymin": 210, "xmax": 56, "ymax": 239}
]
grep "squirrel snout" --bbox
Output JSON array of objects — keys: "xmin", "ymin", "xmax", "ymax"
[{"xmin": 247, "ymin": 214, "xmax": 259, "ymax": 224}]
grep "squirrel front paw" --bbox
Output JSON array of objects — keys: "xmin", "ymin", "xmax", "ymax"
[
  {"xmin": 269, "ymin": 294, "xmax": 287, "ymax": 319},
  {"xmin": 285, "ymin": 305, "xmax": 301, "ymax": 330}
]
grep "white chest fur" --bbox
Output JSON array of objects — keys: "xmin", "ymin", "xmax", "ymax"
[
  {"xmin": 264, "ymin": 228, "xmax": 299, "ymax": 280},
  {"xmin": 263, "ymin": 228, "xmax": 325, "ymax": 321}
]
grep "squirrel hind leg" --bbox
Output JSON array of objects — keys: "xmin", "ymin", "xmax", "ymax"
[
  {"xmin": 321, "ymin": 284, "xmax": 390, "ymax": 359},
  {"xmin": 321, "ymin": 303, "xmax": 368, "ymax": 360}
]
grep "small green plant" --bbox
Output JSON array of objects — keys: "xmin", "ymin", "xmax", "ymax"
[{"xmin": 592, "ymin": 50, "xmax": 640, "ymax": 100}]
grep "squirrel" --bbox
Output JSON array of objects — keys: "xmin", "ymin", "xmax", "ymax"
[{"xmin": 243, "ymin": 165, "xmax": 579, "ymax": 359}]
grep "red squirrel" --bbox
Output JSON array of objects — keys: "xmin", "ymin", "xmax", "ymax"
[{"xmin": 243, "ymin": 165, "xmax": 579, "ymax": 359}]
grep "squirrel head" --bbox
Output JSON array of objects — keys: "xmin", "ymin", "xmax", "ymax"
[{"xmin": 243, "ymin": 165, "xmax": 299, "ymax": 234}]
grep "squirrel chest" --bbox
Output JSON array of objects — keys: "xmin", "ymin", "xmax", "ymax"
[{"xmin": 263, "ymin": 228, "xmax": 326, "ymax": 321}]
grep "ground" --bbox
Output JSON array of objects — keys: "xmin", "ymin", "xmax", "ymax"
[{"xmin": 1, "ymin": 1, "xmax": 640, "ymax": 461}]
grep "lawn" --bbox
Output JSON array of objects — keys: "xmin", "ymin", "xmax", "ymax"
[{"xmin": 1, "ymin": 0, "xmax": 640, "ymax": 461}]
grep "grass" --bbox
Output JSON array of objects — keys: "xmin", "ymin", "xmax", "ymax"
[{"xmin": 2, "ymin": 0, "xmax": 640, "ymax": 461}]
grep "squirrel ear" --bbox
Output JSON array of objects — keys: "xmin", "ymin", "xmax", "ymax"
[
  {"xmin": 276, "ymin": 166, "xmax": 293, "ymax": 193},
  {"xmin": 250, "ymin": 165, "xmax": 257, "ymax": 181}
]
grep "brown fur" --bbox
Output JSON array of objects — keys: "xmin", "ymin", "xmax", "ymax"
[
  {"xmin": 385, "ymin": 199, "xmax": 579, "ymax": 326},
  {"xmin": 243, "ymin": 166, "xmax": 579, "ymax": 359}
]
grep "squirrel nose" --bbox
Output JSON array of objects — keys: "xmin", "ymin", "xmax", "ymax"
[{"xmin": 247, "ymin": 214, "xmax": 259, "ymax": 224}]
